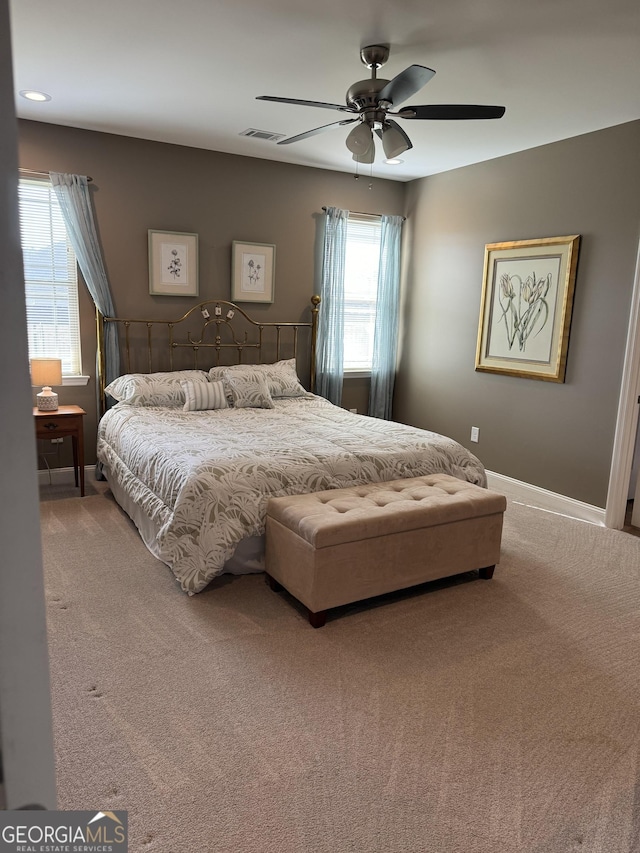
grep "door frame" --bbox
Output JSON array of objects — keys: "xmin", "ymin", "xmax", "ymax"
[{"xmin": 605, "ymin": 233, "xmax": 640, "ymax": 528}]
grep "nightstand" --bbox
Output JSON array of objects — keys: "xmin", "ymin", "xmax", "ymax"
[{"xmin": 34, "ymin": 405, "xmax": 86, "ymax": 496}]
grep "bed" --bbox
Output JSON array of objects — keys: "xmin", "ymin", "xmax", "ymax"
[{"xmin": 96, "ymin": 297, "xmax": 486, "ymax": 594}]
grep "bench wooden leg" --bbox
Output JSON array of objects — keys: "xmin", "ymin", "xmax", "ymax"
[
  {"xmin": 266, "ymin": 574, "xmax": 326, "ymax": 627},
  {"xmin": 479, "ymin": 565, "xmax": 495, "ymax": 580},
  {"xmin": 308, "ymin": 609, "xmax": 327, "ymax": 629},
  {"xmin": 265, "ymin": 573, "xmax": 283, "ymax": 592}
]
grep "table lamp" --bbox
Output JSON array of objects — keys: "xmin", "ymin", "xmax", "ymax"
[{"xmin": 30, "ymin": 358, "xmax": 63, "ymax": 411}]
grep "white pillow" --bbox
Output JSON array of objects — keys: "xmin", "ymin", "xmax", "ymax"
[
  {"xmin": 208, "ymin": 359, "xmax": 312, "ymax": 398},
  {"xmin": 182, "ymin": 380, "xmax": 229, "ymax": 412},
  {"xmin": 225, "ymin": 374, "xmax": 275, "ymax": 409},
  {"xmin": 105, "ymin": 370, "xmax": 209, "ymax": 407}
]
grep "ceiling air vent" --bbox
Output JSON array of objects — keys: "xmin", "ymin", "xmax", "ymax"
[{"xmin": 239, "ymin": 128, "xmax": 285, "ymax": 142}]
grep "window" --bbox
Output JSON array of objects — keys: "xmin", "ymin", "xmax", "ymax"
[
  {"xmin": 18, "ymin": 177, "xmax": 82, "ymax": 376},
  {"xmin": 343, "ymin": 215, "xmax": 381, "ymax": 372}
]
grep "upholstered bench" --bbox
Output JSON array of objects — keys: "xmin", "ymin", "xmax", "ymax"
[{"xmin": 265, "ymin": 473, "xmax": 507, "ymax": 627}]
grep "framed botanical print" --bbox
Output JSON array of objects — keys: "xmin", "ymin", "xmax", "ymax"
[
  {"xmin": 475, "ymin": 235, "xmax": 580, "ymax": 382},
  {"xmin": 149, "ymin": 230, "xmax": 199, "ymax": 296},
  {"xmin": 231, "ymin": 241, "xmax": 275, "ymax": 303}
]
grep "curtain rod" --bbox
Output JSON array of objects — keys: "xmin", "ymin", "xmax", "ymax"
[
  {"xmin": 19, "ymin": 168, "xmax": 93, "ymax": 182},
  {"xmin": 321, "ymin": 206, "xmax": 405, "ymax": 221}
]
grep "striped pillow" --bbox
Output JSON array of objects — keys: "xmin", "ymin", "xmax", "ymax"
[{"xmin": 181, "ymin": 379, "xmax": 229, "ymax": 412}]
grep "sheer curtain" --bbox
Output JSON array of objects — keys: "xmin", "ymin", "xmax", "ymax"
[
  {"xmin": 369, "ymin": 214, "xmax": 404, "ymax": 420},
  {"xmin": 49, "ymin": 173, "xmax": 120, "ymax": 390},
  {"xmin": 316, "ymin": 206, "xmax": 349, "ymax": 405}
]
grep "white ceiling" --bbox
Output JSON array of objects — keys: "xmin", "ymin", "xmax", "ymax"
[{"xmin": 9, "ymin": 0, "xmax": 640, "ymax": 182}]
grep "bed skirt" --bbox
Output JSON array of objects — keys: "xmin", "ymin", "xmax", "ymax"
[{"xmin": 104, "ymin": 463, "xmax": 266, "ymax": 579}]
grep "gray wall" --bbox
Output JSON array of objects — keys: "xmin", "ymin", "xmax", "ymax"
[
  {"xmin": 18, "ymin": 120, "xmax": 405, "ymax": 463},
  {"xmin": 396, "ymin": 120, "xmax": 640, "ymax": 508}
]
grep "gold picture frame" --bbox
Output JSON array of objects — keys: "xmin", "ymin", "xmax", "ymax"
[
  {"xmin": 148, "ymin": 230, "xmax": 199, "ymax": 296},
  {"xmin": 231, "ymin": 241, "xmax": 275, "ymax": 303},
  {"xmin": 475, "ymin": 235, "xmax": 580, "ymax": 382}
]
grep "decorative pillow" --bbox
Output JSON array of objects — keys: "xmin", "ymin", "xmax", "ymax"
[
  {"xmin": 182, "ymin": 379, "xmax": 229, "ymax": 412},
  {"xmin": 225, "ymin": 374, "xmax": 275, "ymax": 409},
  {"xmin": 208, "ymin": 359, "xmax": 312, "ymax": 398},
  {"xmin": 105, "ymin": 370, "xmax": 209, "ymax": 407}
]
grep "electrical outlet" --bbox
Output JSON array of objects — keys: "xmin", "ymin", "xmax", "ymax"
[
  {"xmin": 349, "ymin": 408, "xmax": 357, "ymax": 414},
  {"xmin": 470, "ymin": 426, "xmax": 480, "ymax": 443}
]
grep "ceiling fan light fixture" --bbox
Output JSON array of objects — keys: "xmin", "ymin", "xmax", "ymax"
[
  {"xmin": 346, "ymin": 121, "xmax": 373, "ymax": 155},
  {"xmin": 353, "ymin": 140, "xmax": 375, "ymax": 164},
  {"xmin": 381, "ymin": 124, "xmax": 409, "ymax": 159}
]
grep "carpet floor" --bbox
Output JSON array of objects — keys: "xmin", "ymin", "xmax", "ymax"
[{"xmin": 39, "ymin": 481, "xmax": 640, "ymax": 853}]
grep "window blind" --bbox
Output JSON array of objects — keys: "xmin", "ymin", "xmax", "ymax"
[
  {"xmin": 18, "ymin": 178, "xmax": 82, "ymax": 376},
  {"xmin": 344, "ymin": 215, "xmax": 381, "ymax": 371}
]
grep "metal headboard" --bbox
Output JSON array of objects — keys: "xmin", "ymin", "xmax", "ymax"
[{"xmin": 97, "ymin": 295, "xmax": 321, "ymax": 416}]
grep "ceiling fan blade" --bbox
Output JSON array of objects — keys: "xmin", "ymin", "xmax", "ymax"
[
  {"xmin": 377, "ymin": 65, "xmax": 435, "ymax": 108},
  {"xmin": 257, "ymin": 95, "xmax": 354, "ymax": 113},
  {"xmin": 397, "ymin": 104, "xmax": 506, "ymax": 120},
  {"xmin": 277, "ymin": 118, "xmax": 358, "ymax": 145}
]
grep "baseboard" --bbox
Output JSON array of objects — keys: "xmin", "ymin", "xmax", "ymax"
[
  {"xmin": 38, "ymin": 465, "xmax": 92, "ymax": 486},
  {"xmin": 486, "ymin": 470, "xmax": 606, "ymax": 527}
]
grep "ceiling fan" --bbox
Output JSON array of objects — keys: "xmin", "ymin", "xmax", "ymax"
[{"xmin": 257, "ymin": 44, "xmax": 506, "ymax": 164}]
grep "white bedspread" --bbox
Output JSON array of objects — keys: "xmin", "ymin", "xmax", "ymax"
[{"xmin": 97, "ymin": 396, "xmax": 486, "ymax": 594}]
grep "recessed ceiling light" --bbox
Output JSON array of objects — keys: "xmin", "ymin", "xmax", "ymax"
[
  {"xmin": 19, "ymin": 90, "xmax": 51, "ymax": 102},
  {"xmin": 384, "ymin": 158, "xmax": 404, "ymax": 166}
]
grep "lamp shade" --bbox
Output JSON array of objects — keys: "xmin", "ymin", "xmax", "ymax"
[
  {"xmin": 352, "ymin": 141, "xmax": 375, "ymax": 164},
  {"xmin": 30, "ymin": 358, "xmax": 62, "ymax": 411},
  {"xmin": 346, "ymin": 122, "xmax": 374, "ymax": 155},
  {"xmin": 30, "ymin": 358, "xmax": 62, "ymax": 388},
  {"xmin": 381, "ymin": 124, "xmax": 411, "ymax": 159}
]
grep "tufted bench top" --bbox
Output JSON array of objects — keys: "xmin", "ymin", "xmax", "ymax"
[{"xmin": 267, "ymin": 473, "xmax": 507, "ymax": 550}]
